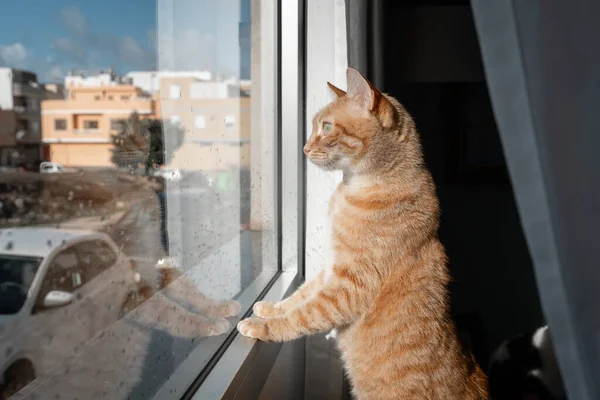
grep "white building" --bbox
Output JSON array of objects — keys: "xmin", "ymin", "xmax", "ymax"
[
  {"xmin": 125, "ymin": 70, "xmax": 213, "ymax": 95},
  {"xmin": 64, "ymin": 69, "xmax": 122, "ymax": 88}
]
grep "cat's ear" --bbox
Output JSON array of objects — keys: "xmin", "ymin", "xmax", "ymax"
[
  {"xmin": 347, "ymin": 67, "xmax": 397, "ymax": 128},
  {"xmin": 346, "ymin": 67, "xmax": 376, "ymax": 110},
  {"xmin": 327, "ymin": 82, "xmax": 346, "ymax": 98}
]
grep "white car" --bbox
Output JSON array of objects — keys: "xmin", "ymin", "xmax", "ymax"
[
  {"xmin": 0, "ymin": 228, "xmax": 140, "ymax": 397},
  {"xmin": 39, "ymin": 162, "xmax": 65, "ymax": 174},
  {"xmin": 152, "ymin": 168, "xmax": 182, "ymax": 182}
]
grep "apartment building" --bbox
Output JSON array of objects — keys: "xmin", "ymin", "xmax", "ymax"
[
  {"xmin": 41, "ymin": 73, "xmax": 155, "ymax": 167},
  {"xmin": 41, "ymin": 70, "xmax": 251, "ymax": 177},
  {"xmin": 155, "ymin": 76, "xmax": 251, "ymax": 181},
  {"xmin": 0, "ymin": 68, "xmax": 64, "ymax": 167}
]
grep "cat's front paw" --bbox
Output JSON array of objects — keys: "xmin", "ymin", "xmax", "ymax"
[
  {"xmin": 202, "ymin": 318, "xmax": 231, "ymax": 336},
  {"xmin": 209, "ymin": 300, "xmax": 242, "ymax": 318},
  {"xmin": 237, "ymin": 317, "xmax": 269, "ymax": 341},
  {"xmin": 253, "ymin": 301, "xmax": 282, "ymax": 318}
]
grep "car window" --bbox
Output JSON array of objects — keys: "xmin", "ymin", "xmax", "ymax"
[
  {"xmin": 74, "ymin": 240, "xmax": 118, "ymax": 280},
  {"xmin": 35, "ymin": 249, "xmax": 83, "ymax": 309}
]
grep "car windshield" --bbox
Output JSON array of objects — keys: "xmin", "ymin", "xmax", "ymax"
[{"xmin": 0, "ymin": 256, "xmax": 42, "ymax": 315}]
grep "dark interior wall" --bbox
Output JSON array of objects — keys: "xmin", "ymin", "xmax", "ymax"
[{"xmin": 381, "ymin": 2, "xmax": 545, "ymax": 362}]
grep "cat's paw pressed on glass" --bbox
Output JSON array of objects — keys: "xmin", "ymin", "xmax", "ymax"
[
  {"xmin": 253, "ymin": 301, "xmax": 282, "ymax": 318},
  {"xmin": 210, "ymin": 300, "xmax": 242, "ymax": 318},
  {"xmin": 237, "ymin": 318, "xmax": 268, "ymax": 340},
  {"xmin": 200, "ymin": 318, "xmax": 231, "ymax": 337}
]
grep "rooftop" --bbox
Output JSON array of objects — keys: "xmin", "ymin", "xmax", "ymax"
[{"xmin": 0, "ymin": 227, "xmax": 104, "ymax": 258}]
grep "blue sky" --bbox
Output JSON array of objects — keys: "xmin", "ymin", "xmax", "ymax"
[{"xmin": 0, "ymin": 0, "xmax": 244, "ymax": 83}]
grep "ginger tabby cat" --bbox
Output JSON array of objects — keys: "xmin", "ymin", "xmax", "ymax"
[{"xmin": 237, "ymin": 68, "xmax": 488, "ymax": 399}]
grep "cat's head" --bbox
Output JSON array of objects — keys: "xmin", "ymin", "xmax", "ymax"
[{"xmin": 304, "ymin": 67, "xmax": 406, "ymax": 173}]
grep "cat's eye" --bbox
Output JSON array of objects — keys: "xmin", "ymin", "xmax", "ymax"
[{"xmin": 322, "ymin": 122, "xmax": 333, "ymax": 135}]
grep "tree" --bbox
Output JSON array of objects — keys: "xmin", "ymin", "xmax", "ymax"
[{"xmin": 110, "ymin": 112, "xmax": 184, "ymax": 174}]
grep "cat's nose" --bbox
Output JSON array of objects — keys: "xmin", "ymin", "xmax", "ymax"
[{"xmin": 303, "ymin": 145, "xmax": 311, "ymax": 155}]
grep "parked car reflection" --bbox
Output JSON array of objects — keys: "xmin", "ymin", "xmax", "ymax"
[
  {"xmin": 0, "ymin": 225, "xmax": 242, "ymax": 399},
  {"xmin": 0, "ymin": 227, "xmax": 140, "ymax": 397}
]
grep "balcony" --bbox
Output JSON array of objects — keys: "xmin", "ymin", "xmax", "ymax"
[
  {"xmin": 41, "ymin": 97, "xmax": 154, "ymax": 116},
  {"xmin": 13, "ymin": 83, "xmax": 44, "ymax": 97}
]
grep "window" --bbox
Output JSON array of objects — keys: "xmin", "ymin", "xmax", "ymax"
[
  {"xmin": 30, "ymin": 121, "xmax": 40, "ymax": 133},
  {"xmin": 94, "ymin": 95, "xmax": 101, "ymax": 100},
  {"xmin": 55, "ymin": 119, "xmax": 67, "ymax": 130},
  {"xmin": 27, "ymin": 98, "xmax": 38, "ymax": 111},
  {"xmin": 169, "ymin": 84, "xmax": 180, "ymax": 99},
  {"xmin": 194, "ymin": 115, "xmax": 205, "ymax": 129},
  {"xmin": 73, "ymin": 240, "xmax": 118, "ymax": 280},
  {"xmin": 110, "ymin": 119, "xmax": 122, "ymax": 130},
  {"xmin": 108, "ymin": 95, "xmax": 114, "ymax": 100},
  {"xmin": 83, "ymin": 120, "xmax": 99, "ymax": 130},
  {"xmin": 35, "ymin": 250, "xmax": 80, "ymax": 302},
  {"xmin": 0, "ymin": 1, "xmax": 295, "ymax": 399},
  {"xmin": 224, "ymin": 115, "xmax": 236, "ymax": 128}
]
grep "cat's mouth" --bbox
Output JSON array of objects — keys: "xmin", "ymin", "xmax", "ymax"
[{"xmin": 307, "ymin": 153, "xmax": 338, "ymax": 170}]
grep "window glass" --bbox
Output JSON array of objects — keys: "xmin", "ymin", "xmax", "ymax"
[
  {"xmin": 83, "ymin": 120, "xmax": 99, "ymax": 130},
  {"xmin": 110, "ymin": 119, "xmax": 121, "ymax": 130},
  {"xmin": 35, "ymin": 249, "xmax": 82, "ymax": 306},
  {"xmin": 169, "ymin": 84, "xmax": 181, "ymax": 99},
  {"xmin": 0, "ymin": 0, "xmax": 278, "ymax": 398},
  {"xmin": 194, "ymin": 115, "xmax": 206, "ymax": 129},
  {"xmin": 0, "ymin": 256, "xmax": 42, "ymax": 315},
  {"xmin": 224, "ymin": 115, "xmax": 236, "ymax": 128},
  {"xmin": 54, "ymin": 118, "xmax": 67, "ymax": 130}
]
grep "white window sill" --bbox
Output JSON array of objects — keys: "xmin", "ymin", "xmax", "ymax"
[{"xmin": 151, "ymin": 271, "xmax": 299, "ymax": 400}]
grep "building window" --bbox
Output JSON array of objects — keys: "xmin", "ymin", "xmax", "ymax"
[
  {"xmin": 94, "ymin": 95, "xmax": 101, "ymax": 100},
  {"xmin": 110, "ymin": 119, "xmax": 122, "ymax": 130},
  {"xmin": 27, "ymin": 98, "xmax": 39, "ymax": 111},
  {"xmin": 54, "ymin": 119, "xmax": 67, "ymax": 130},
  {"xmin": 108, "ymin": 95, "xmax": 114, "ymax": 100},
  {"xmin": 169, "ymin": 84, "xmax": 180, "ymax": 99},
  {"xmin": 70, "ymin": 91, "xmax": 75, "ymax": 99},
  {"xmin": 224, "ymin": 115, "xmax": 236, "ymax": 128},
  {"xmin": 83, "ymin": 120, "xmax": 99, "ymax": 130},
  {"xmin": 194, "ymin": 115, "xmax": 206, "ymax": 129},
  {"xmin": 31, "ymin": 121, "xmax": 40, "ymax": 134},
  {"xmin": 121, "ymin": 95, "xmax": 130, "ymax": 100}
]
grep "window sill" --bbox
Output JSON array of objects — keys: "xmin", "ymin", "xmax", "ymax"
[{"xmin": 151, "ymin": 271, "xmax": 299, "ymax": 400}]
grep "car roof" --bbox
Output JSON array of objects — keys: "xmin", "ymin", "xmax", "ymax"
[{"xmin": 0, "ymin": 227, "xmax": 108, "ymax": 258}]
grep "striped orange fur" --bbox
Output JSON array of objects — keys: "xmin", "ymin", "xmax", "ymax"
[{"xmin": 238, "ymin": 68, "xmax": 488, "ymax": 399}]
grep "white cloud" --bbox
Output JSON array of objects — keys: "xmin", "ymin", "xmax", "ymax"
[
  {"xmin": 47, "ymin": 65, "xmax": 64, "ymax": 81},
  {"xmin": 0, "ymin": 43, "xmax": 28, "ymax": 66},
  {"xmin": 60, "ymin": 6, "xmax": 89, "ymax": 37},
  {"xmin": 50, "ymin": 37, "xmax": 86, "ymax": 61}
]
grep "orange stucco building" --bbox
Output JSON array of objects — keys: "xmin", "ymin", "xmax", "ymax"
[
  {"xmin": 41, "ymin": 85, "xmax": 154, "ymax": 167},
  {"xmin": 41, "ymin": 74, "xmax": 251, "ymax": 174}
]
